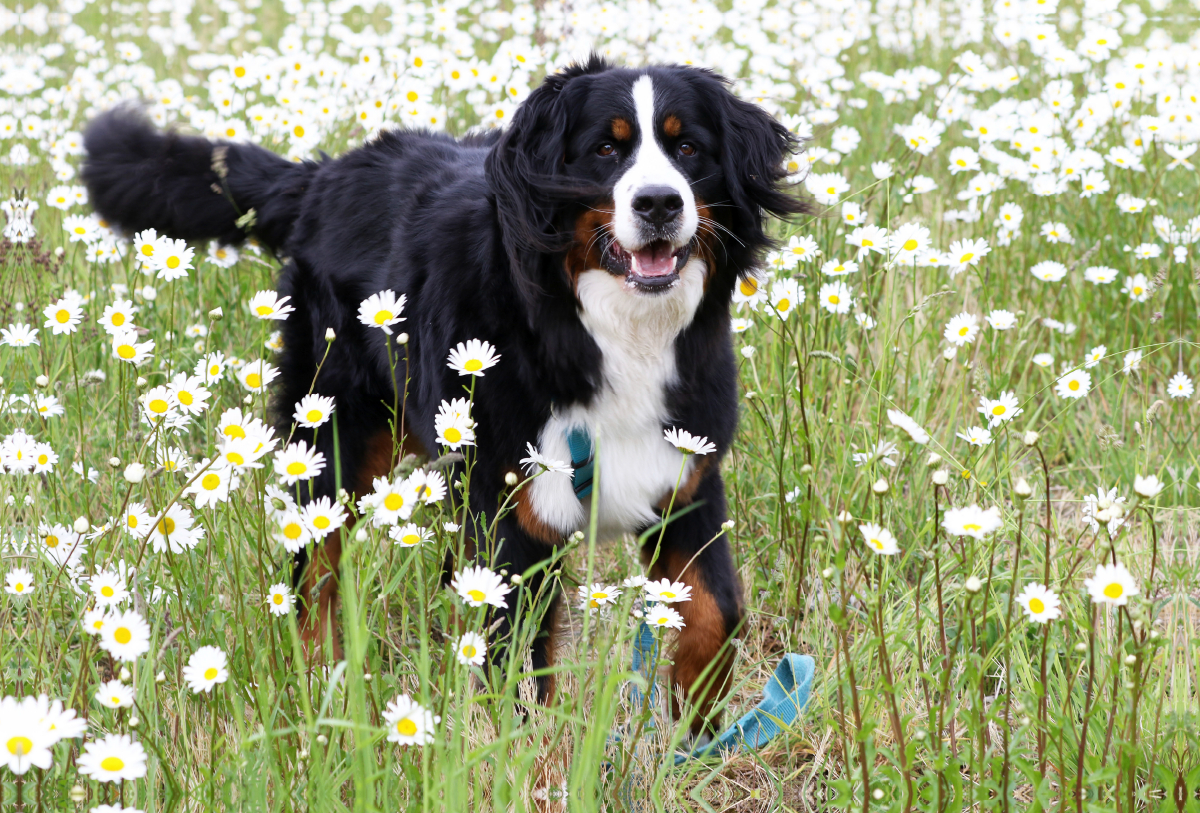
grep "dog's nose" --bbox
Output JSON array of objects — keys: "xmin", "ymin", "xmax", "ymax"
[{"xmin": 631, "ymin": 186, "xmax": 684, "ymax": 227}]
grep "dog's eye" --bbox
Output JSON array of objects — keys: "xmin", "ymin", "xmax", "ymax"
[
  {"xmin": 596, "ymin": 143, "xmax": 616, "ymax": 157},
  {"xmin": 678, "ymin": 143, "xmax": 697, "ymax": 157}
]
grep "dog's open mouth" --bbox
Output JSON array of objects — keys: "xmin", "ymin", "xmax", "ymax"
[{"xmin": 602, "ymin": 238, "xmax": 691, "ymax": 291}]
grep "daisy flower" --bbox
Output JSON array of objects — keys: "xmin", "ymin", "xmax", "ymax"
[
  {"xmin": 1032, "ymin": 353, "xmax": 1054, "ymax": 368},
  {"xmin": 577, "ymin": 583, "xmax": 622, "ymax": 610},
  {"xmin": 293, "ymin": 394, "xmax": 335, "ymax": 428},
  {"xmin": 247, "ymin": 290, "xmax": 294, "ymax": 320},
  {"xmin": 169, "ymin": 374, "xmax": 210, "ymax": 416},
  {"xmin": 454, "ymin": 631, "xmax": 487, "ymax": 666},
  {"xmin": 99, "ymin": 609, "xmax": 151, "ymax": 662},
  {"xmin": 820, "ymin": 258, "xmax": 858, "ymax": 276},
  {"xmin": 266, "ymin": 583, "xmax": 292, "ymax": 616},
  {"xmin": 89, "ymin": 570, "xmax": 128, "ymax": 607},
  {"xmin": 946, "ymin": 237, "xmax": 989, "ymax": 276},
  {"xmin": 451, "ymin": 565, "xmax": 513, "ymax": 609},
  {"xmin": 1121, "ymin": 273, "xmax": 1151, "ymax": 302},
  {"xmin": 359, "ymin": 476, "xmax": 418, "ymax": 525},
  {"xmin": 642, "ymin": 605, "xmax": 685, "ymax": 630},
  {"xmin": 147, "ymin": 504, "xmax": 203, "ymax": 554},
  {"xmin": 389, "ymin": 523, "xmax": 431, "ymax": 548},
  {"xmin": 98, "ymin": 300, "xmax": 137, "ymax": 334},
  {"xmin": 132, "ymin": 229, "xmax": 162, "ymax": 264},
  {"xmin": 986, "ymin": 309, "xmax": 1017, "ymax": 330},
  {"xmin": 889, "ymin": 222, "xmax": 929, "ymax": 263},
  {"xmin": 273, "ymin": 441, "xmax": 326, "ymax": 485},
  {"xmin": 408, "ymin": 469, "xmax": 448, "ymax": 505},
  {"xmin": 846, "ymin": 224, "xmax": 888, "ymax": 259},
  {"xmin": 978, "ymin": 391, "xmax": 1022, "ymax": 427},
  {"xmin": 1084, "ymin": 561, "xmax": 1138, "ymax": 606},
  {"xmin": 1016, "ymin": 583, "xmax": 1061, "ymax": 623},
  {"xmin": 1083, "ymin": 266, "xmax": 1118, "ymax": 284},
  {"xmin": 275, "ymin": 511, "xmax": 312, "ymax": 553},
  {"xmin": 0, "ymin": 323, "xmax": 38, "ymax": 347},
  {"xmin": 358, "ymin": 290, "xmax": 406, "ymax": 335},
  {"xmin": 434, "ymin": 400, "xmax": 475, "ymax": 450},
  {"xmin": 83, "ymin": 608, "xmax": 110, "ymax": 636},
  {"xmin": 519, "ymin": 442, "xmax": 572, "ymax": 477},
  {"xmin": 43, "ymin": 297, "xmax": 83, "ymax": 335},
  {"xmin": 0, "ymin": 697, "xmax": 54, "ymax": 774},
  {"xmin": 663, "ymin": 427, "xmax": 716, "ymax": 455},
  {"xmin": 94, "ymin": 680, "xmax": 135, "ymax": 710},
  {"xmin": 1131, "ymin": 243, "xmax": 1161, "ymax": 260},
  {"xmin": 942, "ymin": 505, "xmax": 1003, "ymax": 538},
  {"xmin": 185, "ymin": 462, "xmax": 233, "ymax": 509},
  {"xmin": 301, "ymin": 496, "xmax": 346, "ymax": 538},
  {"xmin": 108, "ymin": 328, "xmax": 154, "ymax": 365},
  {"xmin": 643, "ymin": 578, "xmax": 692, "ymax": 604},
  {"xmin": 886, "ymin": 409, "xmax": 930, "ymax": 444},
  {"xmin": 446, "ymin": 338, "xmax": 501, "ymax": 376},
  {"xmin": 150, "ymin": 238, "xmax": 193, "ymax": 281},
  {"xmin": 1039, "ymin": 221, "xmax": 1072, "ymax": 244},
  {"xmin": 382, "ymin": 694, "xmax": 439, "ymax": 746},
  {"xmin": 4, "ymin": 567, "xmax": 34, "ymax": 596},
  {"xmin": 1123, "ymin": 350, "xmax": 1142, "ymax": 374},
  {"xmin": 1055, "ymin": 369, "xmax": 1091, "ymax": 399},
  {"xmin": 731, "ymin": 272, "xmax": 767, "ymax": 311},
  {"xmin": 767, "ymin": 277, "xmax": 803, "ymax": 319},
  {"xmin": 1083, "ymin": 345, "xmax": 1107, "ymax": 368},
  {"xmin": 237, "ymin": 359, "xmax": 279, "ymax": 393},
  {"xmin": 943, "ymin": 312, "xmax": 979, "ymax": 346},
  {"xmin": 1116, "ymin": 193, "xmax": 1146, "ymax": 213},
  {"xmin": 817, "ymin": 281, "xmax": 854, "ymax": 314},
  {"xmin": 1030, "ymin": 260, "xmax": 1067, "ymax": 282},
  {"xmin": 805, "ymin": 173, "xmax": 847, "ymax": 206},
  {"xmin": 1168, "ymin": 372, "xmax": 1194, "ymax": 399},
  {"xmin": 182, "ymin": 646, "xmax": 229, "ymax": 693},
  {"xmin": 77, "ymin": 734, "xmax": 147, "ymax": 782},
  {"xmin": 195, "ymin": 351, "xmax": 227, "ymax": 384},
  {"xmin": 782, "ymin": 233, "xmax": 819, "ymax": 264},
  {"xmin": 1133, "ymin": 474, "xmax": 1164, "ymax": 499},
  {"xmin": 858, "ymin": 522, "xmax": 899, "ymax": 555},
  {"xmin": 956, "ymin": 425, "xmax": 993, "ymax": 446}
]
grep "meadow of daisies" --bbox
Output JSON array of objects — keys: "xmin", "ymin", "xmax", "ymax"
[{"xmin": 1, "ymin": 0, "xmax": 1199, "ymax": 810}]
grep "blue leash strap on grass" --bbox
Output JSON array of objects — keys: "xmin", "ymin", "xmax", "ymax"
[
  {"xmin": 675, "ymin": 653, "xmax": 816, "ymax": 764},
  {"xmin": 629, "ymin": 621, "xmax": 659, "ymax": 709}
]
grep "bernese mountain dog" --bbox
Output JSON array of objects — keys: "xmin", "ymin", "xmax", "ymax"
[{"xmin": 82, "ymin": 55, "xmax": 805, "ymax": 734}]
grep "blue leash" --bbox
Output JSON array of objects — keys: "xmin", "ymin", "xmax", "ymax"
[{"xmin": 627, "ymin": 621, "xmax": 815, "ymax": 764}]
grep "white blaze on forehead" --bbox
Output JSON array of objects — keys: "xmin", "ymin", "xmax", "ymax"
[{"xmin": 611, "ymin": 75, "xmax": 698, "ymax": 252}]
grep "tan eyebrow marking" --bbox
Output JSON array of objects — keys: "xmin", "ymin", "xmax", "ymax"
[
  {"xmin": 611, "ymin": 117, "xmax": 632, "ymax": 141},
  {"xmin": 663, "ymin": 114, "xmax": 682, "ymax": 137}
]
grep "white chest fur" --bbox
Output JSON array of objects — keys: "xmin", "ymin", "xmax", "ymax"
[{"xmin": 526, "ymin": 259, "xmax": 707, "ymax": 538}]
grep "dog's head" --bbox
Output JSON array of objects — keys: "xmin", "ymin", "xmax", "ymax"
[{"xmin": 486, "ymin": 56, "xmax": 807, "ymax": 306}]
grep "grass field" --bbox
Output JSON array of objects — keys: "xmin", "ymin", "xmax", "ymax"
[{"xmin": 1, "ymin": 0, "xmax": 1199, "ymax": 810}]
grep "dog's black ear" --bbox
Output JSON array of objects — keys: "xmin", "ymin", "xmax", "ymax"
[
  {"xmin": 485, "ymin": 55, "xmax": 612, "ymax": 306},
  {"xmin": 710, "ymin": 81, "xmax": 809, "ymax": 255}
]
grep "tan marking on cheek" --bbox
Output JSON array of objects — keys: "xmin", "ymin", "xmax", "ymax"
[
  {"xmin": 564, "ymin": 202, "xmax": 615, "ymax": 295},
  {"xmin": 663, "ymin": 114, "xmax": 682, "ymax": 138},
  {"xmin": 611, "ymin": 117, "xmax": 632, "ymax": 141}
]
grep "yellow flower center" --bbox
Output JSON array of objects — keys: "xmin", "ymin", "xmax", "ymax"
[
  {"xmin": 273, "ymin": 594, "xmax": 284, "ymax": 604},
  {"xmin": 7, "ymin": 736, "xmax": 32, "ymax": 756},
  {"xmin": 902, "ymin": 239, "xmax": 918, "ymax": 251},
  {"xmin": 284, "ymin": 523, "xmax": 303, "ymax": 540},
  {"xmin": 246, "ymin": 373, "xmax": 262, "ymax": 388},
  {"xmin": 114, "ymin": 627, "xmax": 132, "ymax": 645},
  {"xmin": 828, "ymin": 295, "xmax": 839, "ymax": 305},
  {"xmin": 373, "ymin": 310, "xmax": 393, "ymax": 325},
  {"xmin": 397, "ymin": 718, "xmax": 418, "ymax": 736},
  {"xmin": 314, "ymin": 516, "xmax": 330, "ymax": 529},
  {"xmin": 443, "ymin": 427, "xmax": 462, "ymax": 444},
  {"xmin": 467, "ymin": 589, "xmax": 486, "ymax": 602},
  {"xmin": 149, "ymin": 399, "xmax": 169, "ymax": 414},
  {"xmin": 384, "ymin": 493, "xmax": 404, "ymax": 511},
  {"xmin": 776, "ymin": 298, "xmax": 790, "ymax": 311},
  {"xmin": 55, "ymin": 309, "xmax": 70, "ymax": 323},
  {"xmin": 15, "ymin": 582, "xmax": 24, "ymax": 592},
  {"xmin": 127, "ymin": 516, "xmax": 138, "ymax": 528},
  {"xmin": 407, "ymin": 90, "xmax": 418, "ymax": 102},
  {"xmin": 1103, "ymin": 583, "xmax": 1123, "ymax": 599},
  {"xmin": 255, "ymin": 305, "xmax": 274, "ymax": 316},
  {"xmin": 226, "ymin": 452, "xmax": 246, "ymax": 466},
  {"xmin": 158, "ymin": 517, "xmax": 176, "ymax": 535},
  {"xmin": 870, "ymin": 538, "xmax": 883, "ymax": 549},
  {"xmin": 1068, "ymin": 380, "xmax": 1080, "ymax": 391},
  {"xmin": 960, "ymin": 253, "xmax": 974, "ymax": 263},
  {"xmin": 402, "ymin": 533, "xmax": 419, "ymax": 545},
  {"xmin": 958, "ymin": 326, "xmax": 969, "ymax": 337},
  {"xmin": 234, "ymin": 66, "xmax": 246, "ymax": 77},
  {"xmin": 286, "ymin": 461, "xmax": 306, "ymax": 476},
  {"xmin": 112, "ymin": 313, "xmax": 125, "ymax": 325},
  {"xmin": 293, "ymin": 125, "xmax": 305, "ymax": 138},
  {"xmin": 739, "ymin": 279, "xmax": 758, "ymax": 296},
  {"xmin": 462, "ymin": 644, "xmax": 477, "ymax": 658},
  {"xmin": 204, "ymin": 667, "xmax": 218, "ymax": 680},
  {"xmin": 102, "ymin": 586, "xmax": 114, "ymax": 597},
  {"xmin": 101, "ymin": 756, "xmax": 125, "ymax": 771},
  {"xmin": 464, "ymin": 359, "xmax": 483, "ymax": 372},
  {"xmin": 118, "ymin": 344, "xmax": 135, "ymax": 359},
  {"xmin": 202, "ymin": 473, "xmax": 221, "ymax": 490},
  {"xmin": 992, "ymin": 405, "xmax": 1006, "ymax": 415},
  {"xmin": 178, "ymin": 392, "xmax": 193, "ymax": 406},
  {"xmin": 1028, "ymin": 597, "xmax": 1045, "ymax": 613},
  {"xmin": 45, "ymin": 535, "xmax": 59, "ymax": 548},
  {"xmin": 661, "ymin": 590, "xmax": 676, "ymax": 599},
  {"xmin": 862, "ymin": 239, "xmax": 873, "ymax": 247},
  {"xmin": 166, "ymin": 256, "xmax": 180, "ymax": 269},
  {"xmin": 224, "ymin": 425, "xmax": 246, "ymax": 439},
  {"xmin": 306, "ymin": 409, "xmax": 323, "ymax": 422},
  {"xmin": 963, "ymin": 523, "xmax": 981, "ymax": 532}
]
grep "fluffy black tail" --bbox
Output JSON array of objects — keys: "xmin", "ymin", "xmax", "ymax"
[{"xmin": 82, "ymin": 105, "xmax": 315, "ymax": 252}]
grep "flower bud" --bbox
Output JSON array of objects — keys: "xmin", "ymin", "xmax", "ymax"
[
  {"xmin": 510, "ymin": 573, "xmax": 523, "ymax": 585},
  {"xmin": 932, "ymin": 469, "xmax": 949, "ymax": 485},
  {"xmin": 155, "ymin": 671, "xmax": 166, "ymax": 683},
  {"xmin": 108, "ymin": 456, "xmax": 122, "ymax": 468},
  {"xmin": 325, "ymin": 327, "xmax": 336, "ymax": 342},
  {"xmin": 130, "ymin": 716, "xmax": 139, "ymax": 727},
  {"xmin": 35, "ymin": 374, "xmax": 49, "ymax": 388},
  {"xmin": 1075, "ymin": 642, "xmax": 1088, "ymax": 653},
  {"xmin": 872, "ymin": 789, "xmax": 884, "ymax": 801},
  {"xmin": 965, "ymin": 576, "xmax": 982, "ymax": 593},
  {"xmin": 136, "ymin": 376, "xmax": 147, "ymax": 388},
  {"xmin": 504, "ymin": 471, "xmax": 519, "ymax": 486},
  {"xmin": 119, "ymin": 667, "xmax": 131, "ymax": 681},
  {"xmin": 821, "ymin": 567, "xmax": 834, "ymax": 579},
  {"xmin": 942, "ymin": 346, "xmax": 956, "ymax": 361},
  {"xmin": 1023, "ymin": 430, "xmax": 1039, "ymax": 447},
  {"xmin": 355, "ymin": 528, "xmax": 368, "ymax": 542},
  {"xmin": 316, "ymin": 734, "xmax": 328, "ymax": 745},
  {"xmin": 836, "ymin": 509, "xmax": 853, "ymax": 524},
  {"xmin": 1124, "ymin": 655, "xmax": 1137, "ymax": 666},
  {"xmin": 1014, "ymin": 477, "xmax": 1032, "ymax": 498},
  {"xmin": 363, "ymin": 672, "xmax": 372, "ymax": 682},
  {"xmin": 925, "ymin": 452, "xmax": 942, "ymax": 467},
  {"xmin": 740, "ymin": 345, "xmax": 756, "ymax": 359},
  {"xmin": 123, "ymin": 462, "xmax": 145, "ymax": 483},
  {"xmin": 208, "ymin": 306, "xmax": 224, "ymax": 320},
  {"xmin": 69, "ymin": 786, "xmax": 85, "ymax": 802},
  {"xmin": 721, "ymin": 519, "xmax": 735, "ymax": 531},
  {"xmin": 872, "ymin": 477, "xmax": 889, "ymax": 494},
  {"xmin": 396, "ymin": 332, "xmax": 409, "ymax": 345}
]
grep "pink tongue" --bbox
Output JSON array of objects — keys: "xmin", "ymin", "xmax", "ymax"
[{"xmin": 631, "ymin": 243, "xmax": 676, "ymax": 277}]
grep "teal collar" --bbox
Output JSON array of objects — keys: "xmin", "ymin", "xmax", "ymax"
[{"xmin": 565, "ymin": 426, "xmax": 594, "ymax": 499}]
